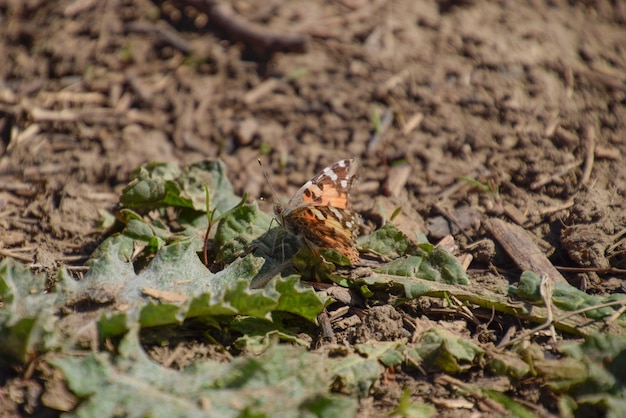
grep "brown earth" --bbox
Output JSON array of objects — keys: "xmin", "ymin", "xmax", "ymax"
[{"xmin": 1, "ymin": 0, "xmax": 626, "ymax": 416}]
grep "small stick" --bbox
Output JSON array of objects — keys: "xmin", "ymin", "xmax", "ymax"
[
  {"xmin": 556, "ymin": 265, "xmax": 626, "ymax": 274},
  {"xmin": 537, "ymin": 198, "xmax": 575, "ymax": 216},
  {"xmin": 318, "ymin": 310, "xmax": 336, "ymax": 343},
  {"xmin": 432, "ymin": 202, "xmax": 473, "ymax": 242},
  {"xmin": 530, "ymin": 160, "xmax": 582, "ymax": 190},
  {"xmin": 539, "ymin": 273, "xmax": 557, "ymax": 343},
  {"xmin": 435, "ymin": 375, "xmax": 507, "ymax": 414},
  {"xmin": 499, "ymin": 298, "xmax": 626, "ymax": 348},
  {"xmin": 580, "ymin": 125, "xmax": 596, "ymax": 186},
  {"xmin": 0, "ymin": 248, "xmax": 33, "ymax": 262},
  {"xmin": 181, "ymin": 0, "xmax": 308, "ymax": 54},
  {"xmin": 126, "ymin": 21, "xmax": 194, "ymax": 54}
]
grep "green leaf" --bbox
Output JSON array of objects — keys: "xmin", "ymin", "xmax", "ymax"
[
  {"xmin": 387, "ymin": 389, "xmax": 436, "ymax": 418},
  {"xmin": 213, "ymin": 202, "xmax": 273, "ymax": 264},
  {"xmin": 120, "ymin": 160, "xmax": 240, "ymax": 215},
  {"xmin": 513, "ymin": 271, "xmax": 626, "ymax": 322},
  {"xmin": 358, "ymin": 223, "xmax": 413, "ymax": 258},
  {"xmin": 355, "ymin": 342, "xmax": 405, "ymax": 367},
  {"xmin": 411, "ymin": 328, "xmax": 483, "ymax": 373},
  {"xmin": 330, "ymin": 354, "xmax": 382, "ymax": 397},
  {"xmin": 51, "ymin": 331, "xmax": 359, "ymax": 418},
  {"xmin": 428, "ymin": 246, "xmax": 469, "ymax": 285},
  {"xmin": 554, "ymin": 332, "xmax": 626, "ymax": 393},
  {"xmin": 482, "ymin": 390, "xmax": 537, "ymax": 418},
  {"xmin": 363, "ymin": 250, "xmax": 468, "ymax": 300},
  {"xmin": 487, "ymin": 350, "xmax": 531, "ymax": 380},
  {"xmin": 63, "ymin": 231, "xmax": 326, "ymax": 339},
  {"xmin": 364, "ymin": 224, "xmax": 468, "ymax": 285},
  {"xmin": 357, "ymin": 275, "xmax": 434, "ymax": 300},
  {"xmin": 0, "ymin": 258, "xmax": 59, "ymax": 364},
  {"xmin": 231, "ymin": 316, "xmax": 311, "ymax": 349}
]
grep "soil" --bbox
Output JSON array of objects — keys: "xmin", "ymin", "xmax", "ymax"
[{"xmin": 1, "ymin": 0, "xmax": 626, "ymax": 416}]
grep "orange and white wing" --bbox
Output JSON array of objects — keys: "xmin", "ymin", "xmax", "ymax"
[
  {"xmin": 284, "ymin": 205, "xmax": 360, "ymax": 264},
  {"xmin": 288, "ymin": 159, "xmax": 358, "ymax": 209}
]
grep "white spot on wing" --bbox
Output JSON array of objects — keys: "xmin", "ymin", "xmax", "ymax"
[
  {"xmin": 329, "ymin": 207, "xmax": 343, "ymax": 220},
  {"xmin": 323, "ymin": 167, "xmax": 338, "ymax": 181}
]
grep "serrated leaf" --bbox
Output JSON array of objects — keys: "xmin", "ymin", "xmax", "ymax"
[
  {"xmin": 120, "ymin": 162, "xmax": 191, "ymax": 209},
  {"xmin": 120, "ymin": 160, "xmax": 240, "ymax": 215},
  {"xmin": 550, "ymin": 332, "xmax": 626, "ymax": 395},
  {"xmin": 213, "ymin": 202, "xmax": 273, "ymax": 264},
  {"xmin": 62, "ymin": 229, "xmax": 326, "ymax": 339},
  {"xmin": 273, "ymin": 275, "xmax": 329, "ymax": 321},
  {"xmin": 361, "ymin": 248, "xmax": 469, "ymax": 299},
  {"xmin": 231, "ymin": 316, "xmax": 310, "ymax": 349},
  {"xmin": 0, "ymin": 258, "xmax": 59, "ymax": 364},
  {"xmin": 513, "ymin": 271, "xmax": 626, "ymax": 322},
  {"xmin": 51, "ymin": 331, "xmax": 359, "ymax": 418},
  {"xmin": 365, "ymin": 225, "xmax": 468, "ymax": 285},
  {"xmin": 487, "ymin": 350, "xmax": 531, "ymax": 380},
  {"xmin": 428, "ymin": 246, "xmax": 469, "ymax": 284},
  {"xmin": 355, "ymin": 341, "xmax": 405, "ymax": 367},
  {"xmin": 412, "ymin": 328, "xmax": 483, "ymax": 373},
  {"xmin": 329, "ymin": 354, "xmax": 382, "ymax": 397},
  {"xmin": 358, "ymin": 223, "xmax": 413, "ymax": 258}
]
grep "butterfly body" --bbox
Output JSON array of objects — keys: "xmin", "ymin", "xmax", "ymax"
[{"xmin": 274, "ymin": 159, "xmax": 360, "ymax": 265}]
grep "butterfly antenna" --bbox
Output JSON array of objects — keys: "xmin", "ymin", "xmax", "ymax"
[
  {"xmin": 257, "ymin": 159, "xmax": 280, "ymax": 205},
  {"xmin": 257, "ymin": 159, "xmax": 288, "ymax": 263}
]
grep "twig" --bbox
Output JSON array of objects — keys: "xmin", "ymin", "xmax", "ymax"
[
  {"xmin": 432, "ymin": 202, "xmax": 473, "ymax": 242},
  {"xmin": 126, "ymin": 21, "xmax": 194, "ymax": 54},
  {"xmin": 556, "ymin": 265, "xmax": 626, "ymax": 274},
  {"xmin": 64, "ymin": 265, "xmax": 91, "ymax": 272},
  {"xmin": 0, "ymin": 248, "xmax": 33, "ymax": 263},
  {"xmin": 577, "ymin": 68, "xmax": 626, "ymax": 92},
  {"xmin": 29, "ymin": 107, "xmax": 164, "ymax": 128},
  {"xmin": 580, "ymin": 125, "xmax": 595, "ymax": 186},
  {"xmin": 63, "ymin": 0, "xmax": 98, "ymax": 17},
  {"xmin": 594, "ymin": 145, "xmax": 621, "ymax": 160},
  {"xmin": 39, "ymin": 91, "xmax": 107, "ymax": 105},
  {"xmin": 551, "ymin": 125, "xmax": 579, "ymax": 147},
  {"xmin": 401, "ymin": 112, "xmax": 423, "ymax": 135},
  {"xmin": 451, "ymin": 294, "xmax": 482, "ymax": 327},
  {"xmin": 243, "ymin": 78, "xmax": 281, "ymax": 105},
  {"xmin": 318, "ymin": 310, "xmax": 336, "ymax": 344},
  {"xmin": 435, "ymin": 375, "xmax": 507, "ymax": 414},
  {"xmin": 537, "ymin": 198, "xmax": 575, "ymax": 216},
  {"xmin": 530, "ymin": 160, "xmax": 582, "ymax": 190},
  {"xmin": 607, "ymin": 304, "xmax": 626, "ymax": 324},
  {"xmin": 539, "ymin": 273, "xmax": 557, "ymax": 343},
  {"xmin": 180, "ymin": 0, "xmax": 308, "ymax": 54},
  {"xmin": 499, "ymin": 299, "xmax": 626, "ymax": 348}
]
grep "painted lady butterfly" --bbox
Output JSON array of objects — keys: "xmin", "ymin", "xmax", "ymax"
[{"xmin": 272, "ymin": 159, "xmax": 361, "ymax": 265}]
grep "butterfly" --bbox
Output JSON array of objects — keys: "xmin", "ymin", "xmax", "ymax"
[{"xmin": 270, "ymin": 159, "xmax": 361, "ymax": 265}]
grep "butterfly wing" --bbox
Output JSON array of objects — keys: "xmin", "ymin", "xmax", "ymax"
[
  {"xmin": 287, "ymin": 159, "xmax": 358, "ymax": 209},
  {"xmin": 274, "ymin": 159, "xmax": 361, "ymax": 265},
  {"xmin": 284, "ymin": 205, "xmax": 360, "ymax": 264}
]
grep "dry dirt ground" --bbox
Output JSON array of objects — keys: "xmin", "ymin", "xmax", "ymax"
[{"xmin": 1, "ymin": 0, "xmax": 626, "ymax": 416}]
